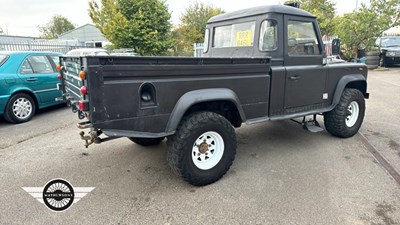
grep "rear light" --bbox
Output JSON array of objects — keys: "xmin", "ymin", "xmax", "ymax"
[
  {"xmin": 56, "ymin": 64, "xmax": 61, "ymax": 71},
  {"xmin": 78, "ymin": 100, "xmax": 89, "ymax": 111},
  {"xmin": 79, "ymin": 71, "xmax": 86, "ymax": 80},
  {"xmin": 80, "ymin": 86, "xmax": 87, "ymax": 95},
  {"xmin": 57, "ymin": 74, "xmax": 62, "ymax": 80}
]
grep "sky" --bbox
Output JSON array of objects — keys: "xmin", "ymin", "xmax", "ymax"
[{"xmin": 0, "ymin": 0, "xmax": 369, "ymax": 37}]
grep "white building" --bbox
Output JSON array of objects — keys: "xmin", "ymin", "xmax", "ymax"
[
  {"xmin": 383, "ymin": 26, "xmax": 400, "ymax": 36},
  {"xmin": 58, "ymin": 24, "xmax": 110, "ymax": 48}
]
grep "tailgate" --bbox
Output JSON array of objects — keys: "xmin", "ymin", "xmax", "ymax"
[{"xmin": 58, "ymin": 56, "xmax": 88, "ymax": 119}]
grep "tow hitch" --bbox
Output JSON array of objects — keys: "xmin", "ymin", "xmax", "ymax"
[
  {"xmin": 79, "ymin": 129, "xmax": 120, "ymax": 148},
  {"xmin": 79, "ymin": 129, "xmax": 101, "ymax": 148}
]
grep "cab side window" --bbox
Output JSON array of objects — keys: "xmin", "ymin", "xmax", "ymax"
[
  {"xmin": 259, "ymin": 20, "xmax": 278, "ymax": 51},
  {"xmin": 20, "ymin": 55, "xmax": 55, "ymax": 74},
  {"xmin": 287, "ymin": 20, "xmax": 321, "ymax": 56},
  {"xmin": 213, "ymin": 21, "xmax": 256, "ymax": 48}
]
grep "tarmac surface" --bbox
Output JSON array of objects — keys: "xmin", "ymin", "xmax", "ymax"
[{"xmin": 0, "ymin": 67, "xmax": 399, "ymax": 225}]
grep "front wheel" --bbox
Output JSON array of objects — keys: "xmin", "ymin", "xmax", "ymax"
[
  {"xmin": 324, "ymin": 88, "xmax": 365, "ymax": 138},
  {"xmin": 167, "ymin": 112, "xmax": 237, "ymax": 186},
  {"xmin": 4, "ymin": 93, "xmax": 36, "ymax": 123}
]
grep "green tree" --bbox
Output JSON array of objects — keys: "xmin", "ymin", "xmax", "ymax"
[
  {"xmin": 89, "ymin": 0, "xmax": 172, "ymax": 56},
  {"xmin": 170, "ymin": 26, "xmax": 193, "ymax": 56},
  {"xmin": 334, "ymin": 0, "xmax": 400, "ymax": 58},
  {"xmin": 299, "ymin": 0, "xmax": 336, "ymax": 35},
  {"xmin": 39, "ymin": 15, "xmax": 75, "ymax": 39},
  {"xmin": 180, "ymin": 2, "xmax": 224, "ymax": 43},
  {"xmin": 172, "ymin": 2, "xmax": 224, "ymax": 56}
]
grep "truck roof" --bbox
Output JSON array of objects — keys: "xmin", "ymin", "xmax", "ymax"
[{"xmin": 207, "ymin": 5, "xmax": 315, "ymax": 24}]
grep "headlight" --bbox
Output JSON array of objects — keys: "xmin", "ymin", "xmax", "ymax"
[{"xmin": 387, "ymin": 52, "xmax": 396, "ymax": 56}]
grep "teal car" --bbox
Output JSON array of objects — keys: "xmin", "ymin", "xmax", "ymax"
[{"xmin": 0, "ymin": 51, "xmax": 63, "ymax": 123}]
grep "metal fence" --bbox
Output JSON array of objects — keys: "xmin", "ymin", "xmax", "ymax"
[
  {"xmin": 0, "ymin": 40, "xmax": 85, "ymax": 54},
  {"xmin": 194, "ymin": 43, "xmax": 204, "ymax": 57}
]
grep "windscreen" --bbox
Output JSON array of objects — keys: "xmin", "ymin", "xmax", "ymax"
[{"xmin": 380, "ymin": 37, "xmax": 400, "ymax": 47}]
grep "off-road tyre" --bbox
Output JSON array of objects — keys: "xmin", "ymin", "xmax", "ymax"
[
  {"xmin": 4, "ymin": 93, "xmax": 36, "ymax": 124},
  {"xmin": 167, "ymin": 112, "xmax": 237, "ymax": 186},
  {"xmin": 324, "ymin": 88, "xmax": 365, "ymax": 138},
  {"xmin": 128, "ymin": 137, "xmax": 165, "ymax": 146}
]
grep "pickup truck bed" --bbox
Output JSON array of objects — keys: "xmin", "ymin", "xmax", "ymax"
[{"xmin": 60, "ymin": 56, "xmax": 271, "ymax": 137}]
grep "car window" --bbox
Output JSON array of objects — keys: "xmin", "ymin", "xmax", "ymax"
[
  {"xmin": 259, "ymin": 20, "xmax": 278, "ymax": 51},
  {"xmin": 0, "ymin": 54, "xmax": 8, "ymax": 67},
  {"xmin": 380, "ymin": 37, "xmax": 400, "ymax": 47},
  {"xmin": 20, "ymin": 60, "xmax": 33, "ymax": 74},
  {"xmin": 203, "ymin": 29, "xmax": 210, "ymax": 53},
  {"xmin": 20, "ymin": 55, "xmax": 55, "ymax": 74},
  {"xmin": 213, "ymin": 21, "xmax": 256, "ymax": 48},
  {"xmin": 50, "ymin": 55, "xmax": 60, "ymax": 66},
  {"xmin": 287, "ymin": 20, "xmax": 321, "ymax": 55}
]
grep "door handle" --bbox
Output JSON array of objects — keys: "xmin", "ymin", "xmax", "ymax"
[
  {"xmin": 27, "ymin": 77, "xmax": 38, "ymax": 82},
  {"xmin": 289, "ymin": 75, "xmax": 301, "ymax": 80}
]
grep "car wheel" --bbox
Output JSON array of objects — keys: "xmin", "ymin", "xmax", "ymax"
[
  {"xmin": 4, "ymin": 93, "xmax": 36, "ymax": 123},
  {"xmin": 128, "ymin": 137, "xmax": 165, "ymax": 146},
  {"xmin": 167, "ymin": 112, "xmax": 237, "ymax": 186},
  {"xmin": 324, "ymin": 88, "xmax": 365, "ymax": 138}
]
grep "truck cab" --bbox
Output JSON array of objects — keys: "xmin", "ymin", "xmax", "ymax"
[{"xmin": 204, "ymin": 5, "xmax": 366, "ymax": 119}]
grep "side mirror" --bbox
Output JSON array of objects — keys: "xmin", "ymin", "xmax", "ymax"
[{"xmin": 332, "ymin": 38, "xmax": 340, "ymax": 55}]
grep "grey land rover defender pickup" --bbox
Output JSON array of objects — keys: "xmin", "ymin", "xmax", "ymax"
[{"xmin": 58, "ymin": 4, "xmax": 369, "ymax": 186}]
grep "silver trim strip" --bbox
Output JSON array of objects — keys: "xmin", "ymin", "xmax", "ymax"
[{"xmin": 34, "ymin": 88, "xmax": 58, "ymax": 93}]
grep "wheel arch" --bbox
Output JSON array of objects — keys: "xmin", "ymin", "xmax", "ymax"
[
  {"xmin": 8, "ymin": 89, "xmax": 39, "ymax": 110},
  {"xmin": 332, "ymin": 74, "xmax": 368, "ymax": 106},
  {"xmin": 165, "ymin": 88, "xmax": 246, "ymax": 133}
]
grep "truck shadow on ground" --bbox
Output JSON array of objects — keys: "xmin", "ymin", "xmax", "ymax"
[
  {"xmin": 97, "ymin": 119, "xmax": 336, "ymax": 189},
  {"xmin": 235, "ymin": 120, "xmax": 331, "ymax": 154}
]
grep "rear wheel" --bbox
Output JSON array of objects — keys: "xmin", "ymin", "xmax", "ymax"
[
  {"xmin": 167, "ymin": 112, "xmax": 237, "ymax": 186},
  {"xmin": 128, "ymin": 137, "xmax": 165, "ymax": 146},
  {"xmin": 4, "ymin": 93, "xmax": 36, "ymax": 123},
  {"xmin": 324, "ymin": 88, "xmax": 365, "ymax": 138}
]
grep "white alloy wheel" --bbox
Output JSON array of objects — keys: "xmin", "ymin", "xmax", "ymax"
[
  {"xmin": 346, "ymin": 101, "xmax": 359, "ymax": 127},
  {"xmin": 12, "ymin": 97, "xmax": 33, "ymax": 119},
  {"xmin": 192, "ymin": 131, "xmax": 224, "ymax": 170}
]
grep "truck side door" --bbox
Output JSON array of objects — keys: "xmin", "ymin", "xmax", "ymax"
[{"xmin": 283, "ymin": 16, "xmax": 327, "ymax": 110}]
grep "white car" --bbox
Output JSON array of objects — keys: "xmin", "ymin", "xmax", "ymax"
[{"xmin": 66, "ymin": 48, "xmax": 109, "ymax": 56}]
